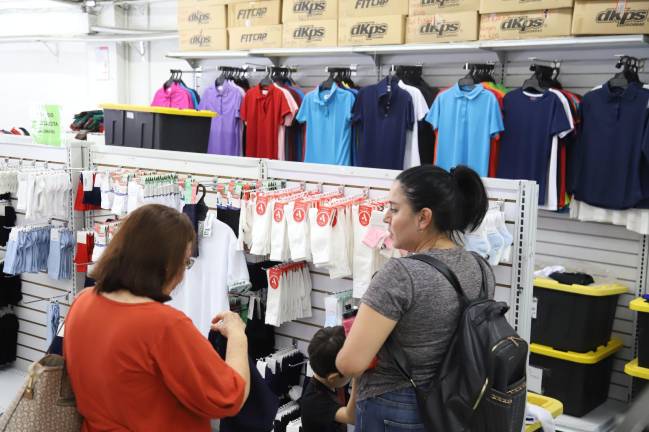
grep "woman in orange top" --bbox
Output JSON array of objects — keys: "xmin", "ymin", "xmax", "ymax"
[{"xmin": 64, "ymin": 204, "xmax": 251, "ymax": 432}]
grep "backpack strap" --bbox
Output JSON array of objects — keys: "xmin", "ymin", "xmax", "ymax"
[{"xmin": 469, "ymin": 252, "xmax": 491, "ymax": 300}]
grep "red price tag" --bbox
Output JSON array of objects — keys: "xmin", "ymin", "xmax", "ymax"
[
  {"xmin": 273, "ymin": 202, "xmax": 285, "ymax": 223},
  {"xmin": 317, "ymin": 207, "xmax": 333, "ymax": 227},
  {"xmin": 293, "ymin": 201, "xmax": 308, "ymax": 223},
  {"xmin": 268, "ymin": 268, "xmax": 281, "ymax": 289},
  {"xmin": 256, "ymin": 196, "xmax": 268, "ymax": 216},
  {"xmin": 359, "ymin": 205, "xmax": 372, "ymax": 227}
]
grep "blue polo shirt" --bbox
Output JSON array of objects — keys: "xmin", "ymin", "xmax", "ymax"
[
  {"xmin": 573, "ymin": 83, "xmax": 649, "ymax": 209},
  {"xmin": 296, "ymin": 84, "xmax": 355, "ymax": 166},
  {"xmin": 497, "ymin": 89, "xmax": 571, "ymax": 205},
  {"xmin": 352, "ymin": 78, "xmax": 414, "ymax": 170},
  {"xmin": 425, "ymin": 83, "xmax": 503, "ymax": 177}
]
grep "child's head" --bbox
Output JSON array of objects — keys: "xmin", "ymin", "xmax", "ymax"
[{"xmin": 308, "ymin": 326, "xmax": 350, "ymax": 388}]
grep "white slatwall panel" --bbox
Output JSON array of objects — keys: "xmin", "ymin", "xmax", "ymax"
[
  {"xmin": 90, "ymin": 146, "xmax": 536, "ymax": 361},
  {"xmin": 537, "ymin": 211, "xmax": 645, "ymax": 403},
  {"xmin": 0, "ymin": 140, "xmax": 80, "ymax": 372}
]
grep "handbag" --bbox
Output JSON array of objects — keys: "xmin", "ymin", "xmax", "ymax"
[{"xmin": 0, "ymin": 354, "xmax": 83, "ymax": 432}]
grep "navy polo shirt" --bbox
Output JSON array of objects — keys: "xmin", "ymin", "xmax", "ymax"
[
  {"xmin": 497, "ymin": 89, "xmax": 571, "ymax": 205},
  {"xmin": 572, "ymin": 82, "xmax": 649, "ymax": 209},
  {"xmin": 353, "ymin": 78, "xmax": 414, "ymax": 170}
]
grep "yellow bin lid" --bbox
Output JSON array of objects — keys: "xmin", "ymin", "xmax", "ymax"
[
  {"xmin": 625, "ymin": 359, "xmax": 649, "ymax": 380},
  {"xmin": 630, "ymin": 298, "xmax": 649, "ymax": 313},
  {"xmin": 526, "ymin": 393, "xmax": 564, "ymax": 432},
  {"xmin": 534, "ymin": 277, "xmax": 628, "ymax": 297},
  {"xmin": 530, "ymin": 338, "xmax": 623, "ymax": 364},
  {"xmin": 101, "ymin": 103, "xmax": 217, "ymax": 118}
]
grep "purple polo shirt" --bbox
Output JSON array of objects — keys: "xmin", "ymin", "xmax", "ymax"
[{"xmin": 199, "ymin": 81, "xmax": 243, "ymax": 156}]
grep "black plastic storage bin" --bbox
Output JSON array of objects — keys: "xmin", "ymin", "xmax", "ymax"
[
  {"xmin": 630, "ymin": 298, "xmax": 649, "ymax": 368},
  {"xmin": 531, "ymin": 278, "xmax": 628, "ymax": 353},
  {"xmin": 625, "ymin": 358, "xmax": 649, "ymax": 396},
  {"xmin": 529, "ymin": 339, "xmax": 622, "ymax": 417},
  {"xmin": 104, "ymin": 109, "xmax": 124, "ymax": 146},
  {"xmin": 101, "ymin": 104, "xmax": 215, "ymax": 153}
]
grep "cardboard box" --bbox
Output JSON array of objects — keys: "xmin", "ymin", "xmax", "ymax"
[
  {"xmin": 479, "ymin": 8, "xmax": 572, "ymax": 39},
  {"xmin": 179, "ymin": 27, "xmax": 228, "ymax": 50},
  {"xmin": 228, "ymin": 24, "xmax": 283, "ymax": 49},
  {"xmin": 228, "ymin": 0, "xmax": 281, "ymax": 27},
  {"xmin": 339, "ymin": 0, "xmax": 408, "ymax": 18},
  {"xmin": 409, "ymin": 0, "xmax": 480, "ymax": 15},
  {"xmin": 407, "ymin": 11, "xmax": 478, "ymax": 43},
  {"xmin": 178, "ymin": 0, "xmax": 229, "ymax": 7},
  {"xmin": 338, "ymin": 14, "xmax": 405, "ymax": 45},
  {"xmin": 178, "ymin": 4, "xmax": 227, "ymax": 29},
  {"xmin": 283, "ymin": 20, "xmax": 338, "ymax": 47},
  {"xmin": 572, "ymin": 0, "xmax": 649, "ymax": 35},
  {"xmin": 282, "ymin": 0, "xmax": 338, "ymax": 22},
  {"xmin": 480, "ymin": 0, "xmax": 573, "ymax": 13}
]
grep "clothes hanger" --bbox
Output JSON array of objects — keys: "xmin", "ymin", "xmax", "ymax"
[
  {"xmin": 215, "ymin": 68, "xmax": 227, "ymax": 87},
  {"xmin": 522, "ymin": 65, "xmax": 550, "ymax": 94},
  {"xmin": 320, "ymin": 72, "xmax": 335, "ymax": 91},
  {"xmin": 458, "ymin": 64, "xmax": 477, "ymax": 88},
  {"xmin": 163, "ymin": 70, "xmax": 176, "ymax": 90}
]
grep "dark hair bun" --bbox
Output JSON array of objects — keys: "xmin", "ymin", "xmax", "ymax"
[{"xmin": 396, "ymin": 165, "xmax": 488, "ymax": 238}]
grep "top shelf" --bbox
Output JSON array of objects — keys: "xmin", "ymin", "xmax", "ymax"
[{"xmin": 167, "ymin": 34, "xmax": 649, "ymax": 62}]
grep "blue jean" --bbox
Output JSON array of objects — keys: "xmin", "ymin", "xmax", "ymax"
[{"xmin": 356, "ymin": 387, "xmax": 425, "ymax": 431}]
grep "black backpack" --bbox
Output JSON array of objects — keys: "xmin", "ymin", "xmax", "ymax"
[{"xmin": 387, "ymin": 253, "xmax": 528, "ymax": 432}]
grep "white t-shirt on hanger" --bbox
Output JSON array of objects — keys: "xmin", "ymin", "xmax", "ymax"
[
  {"xmin": 168, "ymin": 217, "xmax": 251, "ymax": 336},
  {"xmin": 399, "ymin": 81, "xmax": 429, "ymax": 169}
]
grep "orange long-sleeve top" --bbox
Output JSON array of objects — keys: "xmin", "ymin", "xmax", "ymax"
[{"xmin": 64, "ymin": 290, "xmax": 245, "ymax": 432}]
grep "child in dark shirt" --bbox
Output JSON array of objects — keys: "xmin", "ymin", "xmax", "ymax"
[{"xmin": 300, "ymin": 326, "xmax": 357, "ymax": 432}]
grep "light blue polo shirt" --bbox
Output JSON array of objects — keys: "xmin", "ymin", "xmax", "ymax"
[
  {"xmin": 296, "ymin": 84, "xmax": 355, "ymax": 166},
  {"xmin": 426, "ymin": 83, "xmax": 503, "ymax": 176}
]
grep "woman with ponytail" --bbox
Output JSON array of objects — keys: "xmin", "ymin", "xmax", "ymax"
[{"xmin": 335, "ymin": 165, "xmax": 495, "ymax": 431}]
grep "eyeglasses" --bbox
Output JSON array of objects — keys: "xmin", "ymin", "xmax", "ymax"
[{"xmin": 185, "ymin": 257, "xmax": 196, "ymax": 270}]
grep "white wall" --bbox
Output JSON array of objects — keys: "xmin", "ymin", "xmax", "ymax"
[{"xmin": 0, "ymin": 0, "xmax": 180, "ymax": 130}]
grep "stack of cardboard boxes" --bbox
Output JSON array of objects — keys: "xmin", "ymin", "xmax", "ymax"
[
  {"xmin": 178, "ymin": 0, "xmax": 229, "ymax": 51},
  {"xmin": 282, "ymin": 0, "xmax": 338, "ymax": 48},
  {"xmin": 177, "ymin": 0, "xmax": 649, "ymax": 51},
  {"xmin": 228, "ymin": 0, "xmax": 283, "ymax": 49},
  {"xmin": 338, "ymin": 0, "xmax": 408, "ymax": 46}
]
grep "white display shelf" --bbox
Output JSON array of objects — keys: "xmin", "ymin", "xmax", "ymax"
[{"xmin": 166, "ymin": 35, "xmax": 649, "ymax": 63}]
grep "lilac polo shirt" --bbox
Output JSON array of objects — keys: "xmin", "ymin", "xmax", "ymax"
[{"xmin": 199, "ymin": 81, "xmax": 244, "ymax": 156}]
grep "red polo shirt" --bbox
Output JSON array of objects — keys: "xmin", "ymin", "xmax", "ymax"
[{"xmin": 241, "ymin": 84, "xmax": 291, "ymax": 159}]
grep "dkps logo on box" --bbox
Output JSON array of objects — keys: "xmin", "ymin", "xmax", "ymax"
[
  {"xmin": 597, "ymin": 8, "xmax": 649, "ymax": 26},
  {"xmin": 419, "ymin": 20, "xmax": 460, "ymax": 36},
  {"xmin": 501, "ymin": 15, "xmax": 546, "ymax": 33},
  {"xmin": 187, "ymin": 10, "xmax": 211, "ymax": 25},
  {"xmin": 190, "ymin": 30, "xmax": 212, "ymax": 47},
  {"xmin": 293, "ymin": 0, "xmax": 327, "ymax": 16},
  {"xmin": 351, "ymin": 21, "xmax": 388, "ymax": 39},
  {"xmin": 293, "ymin": 25, "xmax": 326, "ymax": 41}
]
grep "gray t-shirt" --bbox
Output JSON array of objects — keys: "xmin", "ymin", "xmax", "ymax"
[{"xmin": 358, "ymin": 248, "xmax": 495, "ymax": 401}]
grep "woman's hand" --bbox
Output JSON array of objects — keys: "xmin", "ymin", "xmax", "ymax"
[{"xmin": 211, "ymin": 311, "xmax": 246, "ymax": 339}]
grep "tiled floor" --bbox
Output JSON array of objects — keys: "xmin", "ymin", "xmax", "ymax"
[{"xmin": 0, "ymin": 367, "xmax": 26, "ymax": 415}]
